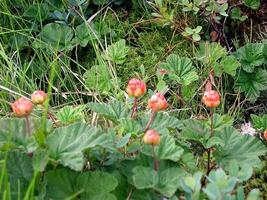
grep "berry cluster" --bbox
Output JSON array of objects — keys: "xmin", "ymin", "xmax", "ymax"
[
  {"xmin": 126, "ymin": 78, "xmax": 222, "ymax": 146},
  {"xmin": 11, "ymin": 90, "xmax": 47, "ymax": 118}
]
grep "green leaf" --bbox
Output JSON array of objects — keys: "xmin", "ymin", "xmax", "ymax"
[
  {"xmin": 160, "ymin": 54, "xmax": 198, "ymax": 86},
  {"xmin": 236, "ymin": 186, "xmax": 245, "ymax": 200},
  {"xmin": 180, "ymin": 172, "xmax": 202, "ymax": 198},
  {"xmin": 77, "ymin": 171, "xmax": 118, "ymax": 199},
  {"xmin": 204, "ymin": 169, "xmax": 238, "ymax": 199},
  {"xmin": 116, "ymin": 133, "xmax": 131, "ymax": 148},
  {"xmin": 203, "ymin": 183, "xmax": 221, "ymax": 200},
  {"xmin": 205, "ymin": 136, "xmax": 225, "ymax": 148},
  {"xmin": 74, "ymin": 22, "xmax": 99, "ymax": 47},
  {"xmin": 247, "ymin": 189, "xmax": 261, "ymax": 200},
  {"xmin": 244, "ymin": 0, "xmax": 260, "ymax": 9},
  {"xmin": 9, "ymin": 34, "xmax": 29, "ymax": 50},
  {"xmin": 213, "ymin": 126, "xmax": 267, "ymax": 168},
  {"xmin": 131, "ymin": 190, "xmax": 152, "ymax": 200},
  {"xmin": 142, "ymin": 134, "xmax": 184, "ymax": 162},
  {"xmin": 184, "ymin": 177, "xmax": 196, "ymax": 192},
  {"xmin": 155, "ymin": 167, "xmax": 186, "ymax": 197},
  {"xmin": 45, "ymin": 169, "xmax": 118, "ymax": 200},
  {"xmin": 37, "ymin": 23, "xmax": 74, "ymax": 51},
  {"xmin": 84, "ymin": 64, "xmax": 112, "ymax": 93},
  {"xmin": 180, "ymin": 119, "xmax": 210, "ymax": 144},
  {"xmin": 45, "ymin": 168, "xmax": 79, "ymax": 199},
  {"xmin": 208, "ymin": 114, "xmax": 234, "ymax": 131},
  {"xmin": 214, "ymin": 55, "xmax": 241, "ymax": 76},
  {"xmin": 132, "ymin": 166, "xmax": 185, "ymax": 197},
  {"xmin": 231, "ymin": 8, "xmax": 248, "ymax": 21},
  {"xmin": 0, "ymin": 118, "xmax": 51, "ymax": 152},
  {"xmin": 119, "ymin": 118, "xmax": 142, "ymax": 135},
  {"xmin": 181, "ymin": 152, "xmax": 197, "ymax": 170},
  {"xmin": 6, "ymin": 151, "xmax": 33, "ymax": 199},
  {"xmin": 93, "ymin": 0, "xmax": 110, "ymax": 5},
  {"xmin": 56, "ymin": 105, "xmax": 86, "ymax": 125},
  {"xmin": 88, "ymin": 100, "xmax": 130, "ymax": 123},
  {"xmin": 140, "ymin": 112, "xmax": 183, "ymax": 132},
  {"xmin": 226, "ymin": 160, "xmax": 253, "ymax": 181},
  {"xmin": 235, "ymin": 43, "xmax": 264, "ymax": 73},
  {"xmin": 192, "ymin": 33, "xmax": 201, "ymax": 41},
  {"xmin": 185, "ymin": 27, "xmax": 194, "ymax": 35},
  {"xmin": 156, "ymin": 80, "xmax": 168, "ymax": 93},
  {"xmin": 235, "ymin": 69, "xmax": 267, "ymax": 102},
  {"xmin": 23, "ymin": 3, "xmax": 50, "ymax": 22},
  {"xmin": 46, "ymin": 123, "xmax": 110, "ymax": 171},
  {"xmin": 181, "ymin": 83, "xmax": 197, "ymax": 101},
  {"xmin": 154, "ymin": 0, "xmax": 163, "ymax": 7},
  {"xmin": 226, "ymin": 160, "xmax": 239, "ymax": 177},
  {"xmin": 33, "ymin": 149, "xmax": 49, "ymax": 172},
  {"xmin": 238, "ymin": 165, "xmax": 253, "ymax": 181},
  {"xmin": 196, "ymin": 42, "xmax": 227, "ymax": 67},
  {"xmin": 194, "ymin": 26, "xmax": 202, "ymax": 33},
  {"xmin": 105, "ymin": 39, "xmax": 129, "ymax": 64},
  {"xmin": 132, "ymin": 166, "xmax": 158, "ymax": 189},
  {"xmin": 251, "ymin": 114, "xmax": 267, "ymax": 131}
]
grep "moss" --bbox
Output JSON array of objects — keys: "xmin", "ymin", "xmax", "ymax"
[
  {"xmin": 118, "ymin": 29, "xmax": 192, "ymax": 84},
  {"xmin": 246, "ymin": 158, "xmax": 267, "ymax": 199}
]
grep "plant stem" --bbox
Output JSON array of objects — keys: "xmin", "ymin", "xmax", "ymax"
[
  {"xmin": 144, "ymin": 111, "xmax": 156, "ymax": 132},
  {"xmin": 210, "ymin": 109, "xmax": 214, "ymax": 137},
  {"xmin": 152, "ymin": 145, "xmax": 159, "ymax": 171},
  {"xmin": 25, "ymin": 115, "xmax": 31, "ymax": 136},
  {"xmin": 131, "ymin": 98, "xmax": 137, "ymax": 118},
  {"xmin": 207, "ymin": 109, "xmax": 214, "ymax": 175},
  {"xmin": 41, "ymin": 104, "xmax": 58, "ymax": 126}
]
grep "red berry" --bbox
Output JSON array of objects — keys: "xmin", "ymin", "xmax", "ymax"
[
  {"xmin": 202, "ymin": 90, "xmax": 220, "ymax": 108},
  {"xmin": 126, "ymin": 79, "xmax": 146, "ymax": 98},
  {"xmin": 143, "ymin": 129, "xmax": 160, "ymax": 145},
  {"xmin": 264, "ymin": 129, "xmax": 267, "ymax": 141},
  {"xmin": 148, "ymin": 93, "xmax": 168, "ymax": 112},
  {"xmin": 31, "ymin": 90, "xmax": 47, "ymax": 105},
  {"xmin": 11, "ymin": 97, "xmax": 33, "ymax": 118}
]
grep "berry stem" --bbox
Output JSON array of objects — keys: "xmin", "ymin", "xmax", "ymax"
[
  {"xmin": 25, "ymin": 115, "xmax": 31, "ymax": 136},
  {"xmin": 210, "ymin": 109, "xmax": 214, "ymax": 137},
  {"xmin": 152, "ymin": 145, "xmax": 159, "ymax": 171},
  {"xmin": 131, "ymin": 98, "xmax": 138, "ymax": 118},
  {"xmin": 145, "ymin": 111, "xmax": 155, "ymax": 132},
  {"xmin": 207, "ymin": 108, "xmax": 214, "ymax": 176}
]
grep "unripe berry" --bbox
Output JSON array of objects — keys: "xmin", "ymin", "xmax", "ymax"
[
  {"xmin": 264, "ymin": 129, "xmax": 267, "ymax": 141},
  {"xmin": 148, "ymin": 93, "xmax": 168, "ymax": 112},
  {"xmin": 159, "ymin": 69, "xmax": 168, "ymax": 75},
  {"xmin": 126, "ymin": 79, "xmax": 146, "ymax": 97},
  {"xmin": 202, "ymin": 90, "xmax": 220, "ymax": 108},
  {"xmin": 143, "ymin": 129, "xmax": 160, "ymax": 145},
  {"xmin": 31, "ymin": 90, "xmax": 47, "ymax": 105},
  {"xmin": 11, "ymin": 97, "xmax": 33, "ymax": 118}
]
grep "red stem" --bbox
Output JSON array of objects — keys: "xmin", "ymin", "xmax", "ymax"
[
  {"xmin": 25, "ymin": 115, "xmax": 31, "ymax": 136},
  {"xmin": 210, "ymin": 109, "xmax": 214, "ymax": 137},
  {"xmin": 144, "ymin": 111, "xmax": 155, "ymax": 132},
  {"xmin": 131, "ymin": 98, "xmax": 137, "ymax": 118},
  {"xmin": 152, "ymin": 145, "xmax": 159, "ymax": 171},
  {"xmin": 207, "ymin": 109, "xmax": 214, "ymax": 176}
]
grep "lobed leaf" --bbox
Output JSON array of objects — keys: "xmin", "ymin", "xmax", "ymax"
[{"xmin": 46, "ymin": 123, "xmax": 110, "ymax": 171}]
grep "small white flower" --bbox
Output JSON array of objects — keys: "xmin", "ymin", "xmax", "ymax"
[{"xmin": 240, "ymin": 122, "xmax": 256, "ymax": 136}]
